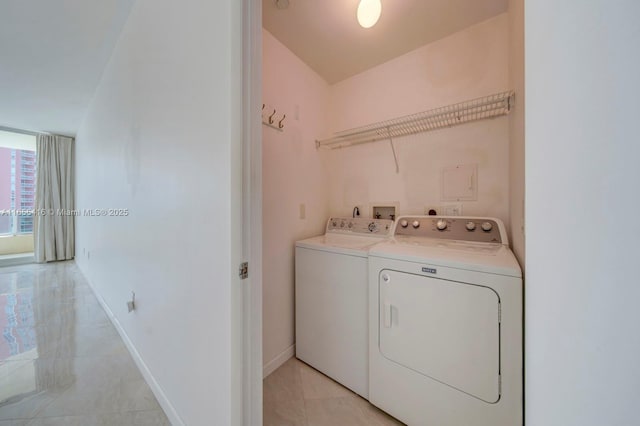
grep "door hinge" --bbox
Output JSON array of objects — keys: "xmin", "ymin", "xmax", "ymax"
[{"xmin": 239, "ymin": 262, "xmax": 249, "ymax": 280}]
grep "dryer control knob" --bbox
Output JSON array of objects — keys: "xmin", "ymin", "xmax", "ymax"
[
  {"xmin": 436, "ymin": 219, "xmax": 448, "ymax": 230},
  {"xmin": 481, "ymin": 221, "xmax": 493, "ymax": 232},
  {"xmin": 400, "ymin": 219, "xmax": 408, "ymax": 228},
  {"xmin": 368, "ymin": 222, "xmax": 378, "ymax": 232},
  {"xmin": 466, "ymin": 221, "xmax": 476, "ymax": 231},
  {"xmin": 412, "ymin": 220, "xmax": 420, "ymax": 229}
]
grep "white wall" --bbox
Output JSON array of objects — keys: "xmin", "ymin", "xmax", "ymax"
[
  {"xmin": 75, "ymin": 0, "xmax": 243, "ymax": 424},
  {"xmin": 525, "ymin": 1, "xmax": 640, "ymax": 425},
  {"xmin": 508, "ymin": 0, "xmax": 524, "ymax": 266},
  {"xmin": 262, "ymin": 30, "xmax": 330, "ymax": 373},
  {"xmin": 326, "ymin": 14, "xmax": 512, "ymax": 226}
]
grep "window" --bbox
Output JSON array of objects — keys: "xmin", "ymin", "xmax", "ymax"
[{"xmin": 0, "ymin": 130, "xmax": 37, "ymax": 236}]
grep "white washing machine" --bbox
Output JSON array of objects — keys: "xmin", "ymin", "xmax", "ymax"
[
  {"xmin": 296, "ymin": 217, "xmax": 393, "ymax": 398},
  {"xmin": 368, "ymin": 216, "xmax": 522, "ymax": 426}
]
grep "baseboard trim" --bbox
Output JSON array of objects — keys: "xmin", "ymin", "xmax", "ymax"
[
  {"xmin": 263, "ymin": 344, "xmax": 295, "ymax": 378},
  {"xmin": 76, "ymin": 261, "xmax": 184, "ymax": 426}
]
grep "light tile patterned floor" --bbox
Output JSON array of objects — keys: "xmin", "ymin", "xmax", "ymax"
[
  {"xmin": 0, "ymin": 261, "xmax": 169, "ymax": 426},
  {"xmin": 264, "ymin": 357, "xmax": 404, "ymax": 426}
]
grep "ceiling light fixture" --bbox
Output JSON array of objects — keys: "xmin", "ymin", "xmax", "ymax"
[{"xmin": 357, "ymin": 0, "xmax": 382, "ymax": 29}]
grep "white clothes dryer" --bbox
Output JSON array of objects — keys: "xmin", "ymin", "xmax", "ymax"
[
  {"xmin": 368, "ymin": 216, "xmax": 522, "ymax": 425},
  {"xmin": 295, "ymin": 217, "xmax": 393, "ymax": 398}
]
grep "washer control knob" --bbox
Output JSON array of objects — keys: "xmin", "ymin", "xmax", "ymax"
[
  {"xmin": 368, "ymin": 222, "xmax": 378, "ymax": 233},
  {"xmin": 466, "ymin": 221, "xmax": 476, "ymax": 231},
  {"xmin": 481, "ymin": 221, "xmax": 493, "ymax": 232},
  {"xmin": 340, "ymin": 221, "xmax": 345, "ymax": 228},
  {"xmin": 348, "ymin": 222, "xmax": 353, "ymax": 229},
  {"xmin": 331, "ymin": 220, "xmax": 337, "ymax": 227},
  {"xmin": 436, "ymin": 219, "xmax": 448, "ymax": 231},
  {"xmin": 400, "ymin": 219, "xmax": 409, "ymax": 228},
  {"xmin": 412, "ymin": 220, "xmax": 420, "ymax": 229}
]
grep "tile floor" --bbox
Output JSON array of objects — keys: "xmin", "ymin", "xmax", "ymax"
[
  {"xmin": 264, "ymin": 357, "xmax": 404, "ymax": 426},
  {"xmin": 1, "ymin": 260, "xmax": 403, "ymax": 425},
  {"xmin": 0, "ymin": 261, "xmax": 169, "ymax": 426}
]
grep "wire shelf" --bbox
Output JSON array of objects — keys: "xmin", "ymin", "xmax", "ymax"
[{"xmin": 316, "ymin": 91, "xmax": 514, "ymax": 150}]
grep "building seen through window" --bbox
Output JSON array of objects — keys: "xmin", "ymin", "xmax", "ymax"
[{"xmin": 0, "ymin": 130, "xmax": 37, "ymax": 236}]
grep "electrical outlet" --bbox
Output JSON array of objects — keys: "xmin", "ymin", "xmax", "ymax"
[
  {"xmin": 424, "ymin": 206, "xmax": 439, "ymax": 216},
  {"xmin": 127, "ymin": 291, "xmax": 136, "ymax": 313}
]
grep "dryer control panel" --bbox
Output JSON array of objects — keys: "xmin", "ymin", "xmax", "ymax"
[
  {"xmin": 326, "ymin": 217, "xmax": 394, "ymax": 236},
  {"xmin": 395, "ymin": 216, "xmax": 504, "ymax": 244}
]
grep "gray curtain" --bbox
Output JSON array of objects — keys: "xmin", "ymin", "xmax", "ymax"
[{"xmin": 34, "ymin": 134, "xmax": 74, "ymax": 262}]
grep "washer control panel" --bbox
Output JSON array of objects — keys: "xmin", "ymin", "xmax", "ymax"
[
  {"xmin": 327, "ymin": 217, "xmax": 394, "ymax": 235},
  {"xmin": 396, "ymin": 216, "xmax": 503, "ymax": 244}
]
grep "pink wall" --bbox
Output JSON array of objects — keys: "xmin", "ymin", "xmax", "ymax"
[
  {"xmin": 262, "ymin": 13, "xmax": 515, "ymax": 374},
  {"xmin": 262, "ymin": 29, "xmax": 331, "ymax": 373},
  {"xmin": 325, "ymin": 14, "xmax": 512, "ymax": 228}
]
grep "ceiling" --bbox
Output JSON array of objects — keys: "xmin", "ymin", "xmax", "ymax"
[
  {"xmin": 263, "ymin": 0, "xmax": 508, "ymax": 84},
  {"xmin": 0, "ymin": 0, "xmax": 508, "ymax": 136},
  {"xmin": 0, "ymin": 0, "xmax": 134, "ymax": 136}
]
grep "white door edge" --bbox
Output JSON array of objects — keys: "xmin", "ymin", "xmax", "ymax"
[{"xmin": 242, "ymin": 0, "xmax": 263, "ymax": 424}]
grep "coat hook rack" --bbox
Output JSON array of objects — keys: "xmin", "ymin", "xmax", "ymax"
[{"xmin": 262, "ymin": 103, "xmax": 285, "ymax": 132}]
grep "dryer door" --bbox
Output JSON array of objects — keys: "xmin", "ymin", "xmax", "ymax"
[{"xmin": 378, "ymin": 269, "xmax": 500, "ymax": 403}]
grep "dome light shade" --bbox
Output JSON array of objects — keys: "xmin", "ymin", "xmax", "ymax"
[{"xmin": 357, "ymin": 0, "xmax": 382, "ymax": 29}]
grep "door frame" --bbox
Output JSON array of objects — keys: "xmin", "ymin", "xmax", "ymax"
[{"xmin": 242, "ymin": 0, "xmax": 263, "ymax": 424}]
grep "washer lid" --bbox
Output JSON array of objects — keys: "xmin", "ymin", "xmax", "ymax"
[
  {"xmin": 295, "ymin": 234, "xmax": 388, "ymax": 257},
  {"xmin": 369, "ymin": 236, "xmax": 522, "ymax": 277}
]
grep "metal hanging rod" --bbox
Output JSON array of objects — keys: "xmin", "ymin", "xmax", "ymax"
[{"xmin": 316, "ymin": 91, "xmax": 514, "ymax": 150}]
